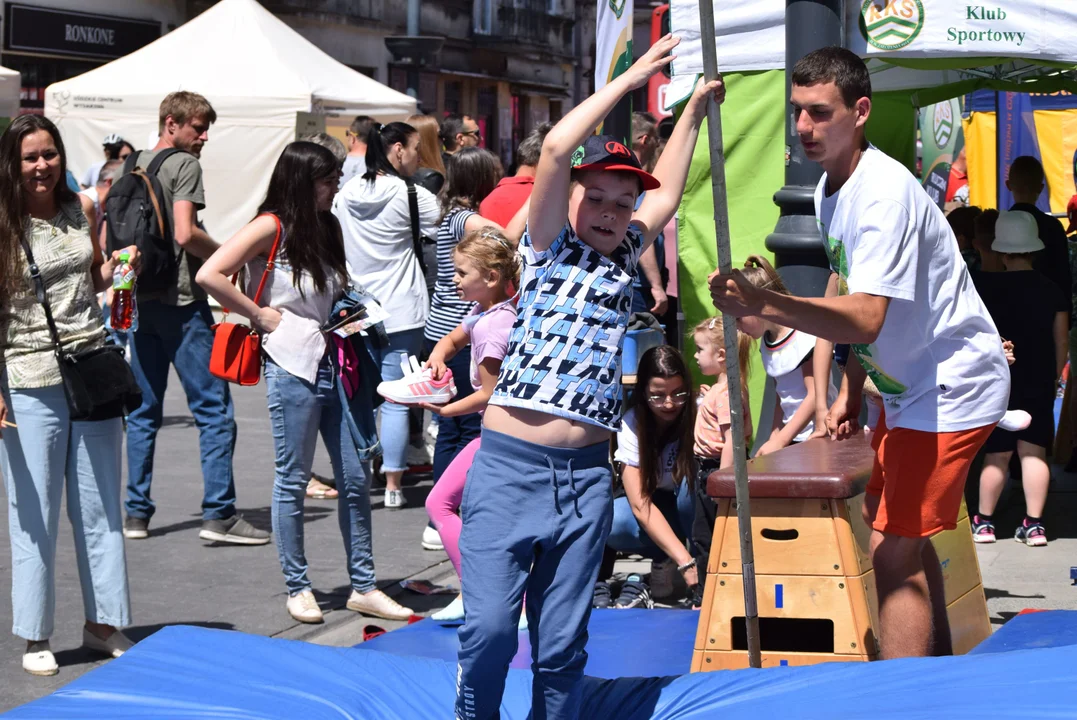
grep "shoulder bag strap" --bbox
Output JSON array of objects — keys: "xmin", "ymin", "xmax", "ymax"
[
  {"xmin": 220, "ymin": 213, "xmax": 281, "ymax": 320},
  {"xmin": 403, "ymin": 176, "xmax": 426, "ymax": 275},
  {"xmin": 133, "ymin": 170, "xmax": 167, "ymax": 237},
  {"xmin": 17, "ymin": 232, "xmax": 65, "ymax": 360}
]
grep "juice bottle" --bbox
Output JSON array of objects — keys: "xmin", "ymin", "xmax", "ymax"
[{"xmin": 110, "ymin": 251, "xmax": 138, "ymax": 332}]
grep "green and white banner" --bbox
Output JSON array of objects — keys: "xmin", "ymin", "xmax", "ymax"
[{"xmin": 596, "ymin": 0, "xmax": 634, "ymax": 92}]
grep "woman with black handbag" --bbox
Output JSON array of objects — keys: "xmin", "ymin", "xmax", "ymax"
[
  {"xmin": 0, "ymin": 115, "xmax": 141, "ymax": 676},
  {"xmin": 197, "ymin": 142, "xmax": 413, "ymax": 625}
]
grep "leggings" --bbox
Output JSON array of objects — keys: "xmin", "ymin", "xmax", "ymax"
[{"xmin": 425, "ymin": 435, "xmax": 481, "ymax": 578}]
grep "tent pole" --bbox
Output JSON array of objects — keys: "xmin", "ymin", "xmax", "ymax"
[{"xmin": 695, "ymin": 0, "xmax": 761, "ymax": 670}]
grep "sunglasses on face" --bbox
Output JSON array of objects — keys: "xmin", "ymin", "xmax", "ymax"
[{"xmin": 647, "ymin": 392, "xmax": 690, "ymax": 407}]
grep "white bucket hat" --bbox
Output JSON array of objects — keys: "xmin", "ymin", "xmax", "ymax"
[{"xmin": 992, "ymin": 210, "xmax": 1044, "ymax": 253}]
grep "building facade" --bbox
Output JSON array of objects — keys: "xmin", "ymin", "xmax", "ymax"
[{"xmin": 1, "ymin": 0, "xmax": 182, "ymax": 113}]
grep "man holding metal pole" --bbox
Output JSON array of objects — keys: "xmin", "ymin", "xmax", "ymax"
[{"xmin": 709, "ymin": 47, "xmax": 1009, "ymax": 659}]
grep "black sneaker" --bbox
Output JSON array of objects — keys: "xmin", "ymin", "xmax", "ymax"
[
  {"xmin": 683, "ymin": 583, "xmax": 705, "ymax": 609},
  {"xmin": 614, "ymin": 574, "xmax": 653, "ymax": 609},
  {"xmin": 123, "ymin": 516, "xmax": 149, "ymax": 540},
  {"xmin": 593, "ymin": 581, "xmax": 613, "ymax": 609},
  {"xmin": 199, "ymin": 515, "xmax": 270, "ymax": 545}
]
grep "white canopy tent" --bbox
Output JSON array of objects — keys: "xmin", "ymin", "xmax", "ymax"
[
  {"xmin": 45, "ymin": 0, "xmax": 416, "ymax": 241},
  {"xmin": 665, "ymin": 0, "xmax": 1077, "ymax": 108},
  {"xmin": 0, "ymin": 66, "xmax": 20, "ymax": 121}
]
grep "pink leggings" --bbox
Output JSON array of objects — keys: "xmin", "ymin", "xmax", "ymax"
[{"xmin": 425, "ymin": 436, "xmax": 481, "ymax": 578}]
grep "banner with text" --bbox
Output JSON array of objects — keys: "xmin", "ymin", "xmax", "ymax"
[{"xmin": 997, "ymin": 92, "xmax": 1051, "ymax": 212}]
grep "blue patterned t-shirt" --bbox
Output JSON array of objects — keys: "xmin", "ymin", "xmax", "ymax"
[{"xmin": 491, "ymin": 221, "xmax": 644, "ymax": 430}]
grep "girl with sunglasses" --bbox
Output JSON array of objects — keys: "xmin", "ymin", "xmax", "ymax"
[{"xmin": 594, "ymin": 345, "xmax": 699, "ymax": 609}]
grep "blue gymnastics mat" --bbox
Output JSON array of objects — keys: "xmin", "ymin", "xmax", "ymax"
[
  {"xmin": 358, "ymin": 608, "xmax": 698, "ymax": 677},
  {"xmin": 6, "ymin": 610, "xmax": 1077, "ymax": 719}
]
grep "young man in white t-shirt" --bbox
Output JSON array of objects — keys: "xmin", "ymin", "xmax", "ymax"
[{"xmin": 709, "ymin": 47, "xmax": 1009, "ymax": 660}]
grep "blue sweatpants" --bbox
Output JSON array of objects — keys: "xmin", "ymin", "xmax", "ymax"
[{"xmin": 455, "ymin": 428, "xmax": 613, "ymax": 720}]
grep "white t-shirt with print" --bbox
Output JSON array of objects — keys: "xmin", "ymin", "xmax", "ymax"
[
  {"xmin": 760, "ymin": 328, "xmax": 836, "ymax": 442},
  {"xmin": 815, "ymin": 145, "xmax": 1009, "ymax": 432},
  {"xmin": 614, "ymin": 409, "xmax": 681, "ymax": 492},
  {"xmin": 492, "ymin": 221, "xmax": 643, "ymax": 431}
]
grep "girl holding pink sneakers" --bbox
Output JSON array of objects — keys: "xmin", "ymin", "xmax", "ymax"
[{"xmin": 418, "ymin": 229, "xmax": 519, "ymax": 623}]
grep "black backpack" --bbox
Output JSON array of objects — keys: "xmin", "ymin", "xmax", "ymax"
[{"xmin": 104, "ymin": 149, "xmax": 185, "ymax": 293}]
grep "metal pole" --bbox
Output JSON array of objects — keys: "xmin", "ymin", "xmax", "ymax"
[
  {"xmin": 696, "ymin": 0, "xmax": 761, "ymax": 669},
  {"xmin": 406, "ymin": 0, "xmax": 421, "ymax": 103}
]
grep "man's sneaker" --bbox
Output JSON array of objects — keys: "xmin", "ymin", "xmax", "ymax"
[
  {"xmin": 22, "ymin": 641, "xmax": 58, "ymax": 677},
  {"xmin": 971, "ymin": 515, "xmax": 996, "ymax": 544},
  {"xmin": 286, "ymin": 589, "xmax": 323, "ymax": 624},
  {"xmin": 422, "ymin": 523, "xmax": 444, "ymax": 551},
  {"xmin": 377, "ymin": 355, "xmax": 458, "ymax": 406},
  {"xmin": 199, "ymin": 515, "xmax": 271, "ymax": 545},
  {"xmin": 998, "ymin": 410, "xmax": 1032, "ymax": 432},
  {"xmin": 346, "ymin": 589, "xmax": 414, "ymax": 620},
  {"xmin": 123, "ymin": 516, "xmax": 149, "ymax": 540},
  {"xmin": 614, "ymin": 574, "xmax": 653, "ymax": 609},
  {"xmin": 1015, "ymin": 520, "xmax": 1048, "ymax": 547},
  {"xmin": 384, "ymin": 489, "xmax": 407, "ymax": 509},
  {"xmin": 593, "ymin": 581, "xmax": 613, "ymax": 609}
]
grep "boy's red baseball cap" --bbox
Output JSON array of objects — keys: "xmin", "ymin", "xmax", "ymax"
[
  {"xmin": 570, "ymin": 135, "xmax": 661, "ymax": 191},
  {"xmin": 1067, "ymin": 194, "xmax": 1077, "ymax": 235}
]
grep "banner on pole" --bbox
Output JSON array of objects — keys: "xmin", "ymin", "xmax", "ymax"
[
  {"xmin": 596, "ymin": 0, "xmax": 634, "ymax": 92},
  {"xmin": 997, "ymin": 91, "xmax": 1050, "ymax": 212},
  {"xmin": 919, "ymin": 97, "xmax": 965, "ymax": 208}
]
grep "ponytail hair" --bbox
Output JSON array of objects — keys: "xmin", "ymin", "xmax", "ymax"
[
  {"xmin": 740, "ymin": 254, "xmax": 791, "ymax": 295},
  {"xmin": 693, "ymin": 316, "xmax": 753, "ymax": 405},
  {"xmin": 362, "ymin": 121, "xmax": 417, "ymax": 182}
]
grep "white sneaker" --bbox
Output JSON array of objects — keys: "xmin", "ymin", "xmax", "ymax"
[
  {"xmin": 432, "ymin": 594, "xmax": 465, "ymax": 623},
  {"xmin": 422, "ymin": 523, "xmax": 444, "ymax": 551},
  {"xmin": 82, "ymin": 627, "xmax": 134, "ymax": 658},
  {"xmin": 385, "ymin": 489, "xmax": 407, "ymax": 509},
  {"xmin": 22, "ymin": 641, "xmax": 58, "ymax": 677},
  {"xmin": 346, "ymin": 589, "xmax": 414, "ymax": 620},
  {"xmin": 998, "ymin": 410, "xmax": 1032, "ymax": 432},
  {"xmin": 377, "ymin": 355, "xmax": 458, "ymax": 406},
  {"xmin": 407, "ymin": 442, "xmax": 432, "ymax": 468},
  {"xmin": 286, "ymin": 589, "xmax": 324, "ymax": 624}
]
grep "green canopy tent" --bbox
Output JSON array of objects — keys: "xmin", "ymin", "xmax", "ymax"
[{"xmin": 667, "ymin": 0, "xmax": 1077, "ymax": 417}]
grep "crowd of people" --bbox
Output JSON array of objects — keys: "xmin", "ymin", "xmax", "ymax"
[{"xmin": 0, "ymin": 33, "xmax": 1073, "ymax": 720}]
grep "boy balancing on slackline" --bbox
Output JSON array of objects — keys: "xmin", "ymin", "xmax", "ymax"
[{"xmin": 453, "ymin": 34, "xmax": 724, "ymax": 720}]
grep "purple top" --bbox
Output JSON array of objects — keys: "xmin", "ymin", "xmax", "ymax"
[{"xmin": 463, "ymin": 299, "xmax": 517, "ymax": 397}]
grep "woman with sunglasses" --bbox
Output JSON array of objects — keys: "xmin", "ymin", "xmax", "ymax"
[{"xmin": 594, "ymin": 345, "xmax": 699, "ymax": 609}]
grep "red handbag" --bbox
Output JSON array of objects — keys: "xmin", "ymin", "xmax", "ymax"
[{"xmin": 209, "ymin": 214, "xmax": 282, "ymax": 386}]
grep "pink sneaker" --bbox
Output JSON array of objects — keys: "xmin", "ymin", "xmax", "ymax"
[{"xmin": 377, "ymin": 356, "xmax": 457, "ymax": 405}]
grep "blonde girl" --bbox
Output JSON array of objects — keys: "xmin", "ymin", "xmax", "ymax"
[
  {"xmin": 421, "ymin": 229, "xmax": 519, "ymax": 623},
  {"xmin": 735, "ymin": 255, "xmax": 837, "ymax": 455}
]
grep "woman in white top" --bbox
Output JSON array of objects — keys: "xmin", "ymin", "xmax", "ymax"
[
  {"xmin": 333, "ymin": 122, "xmax": 440, "ymax": 507},
  {"xmin": 197, "ymin": 142, "xmax": 413, "ymax": 625},
  {"xmin": 596, "ymin": 346, "xmax": 700, "ymax": 608}
]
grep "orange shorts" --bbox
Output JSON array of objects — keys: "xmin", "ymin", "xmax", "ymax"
[{"xmin": 866, "ymin": 412, "xmax": 995, "ymax": 538}]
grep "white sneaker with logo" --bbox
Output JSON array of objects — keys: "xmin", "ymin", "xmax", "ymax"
[{"xmin": 377, "ymin": 355, "xmax": 458, "ymax": 406}]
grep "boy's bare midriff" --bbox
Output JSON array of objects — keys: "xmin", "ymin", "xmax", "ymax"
[{"xmin": 483, "ymin": 405, "xmax": 612, "ymax": 448}]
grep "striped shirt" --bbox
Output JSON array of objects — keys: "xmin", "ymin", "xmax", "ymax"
[{"xmin": 424, "ymin": 208, "xmax": 477, "ymax": 343}]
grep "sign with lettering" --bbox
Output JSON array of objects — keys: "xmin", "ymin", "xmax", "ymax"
[{"xmin": 4, "ymin": 3, "xmax": 160, "ymax": 60}]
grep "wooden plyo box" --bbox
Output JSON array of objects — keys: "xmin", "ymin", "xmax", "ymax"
[{"xmin": 692, "ymin": 436, "xmax": 991, "ymax": 672}]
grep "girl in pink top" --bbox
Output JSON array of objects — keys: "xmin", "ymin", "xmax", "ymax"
[{"xmin": 420, "ymin": 229, "xmax": 519, "ymax": 623}]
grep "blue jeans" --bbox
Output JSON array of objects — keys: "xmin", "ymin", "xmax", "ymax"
[
  {"xmin": 607, "ymin": 481, "xmax": 695, "ymax": 560},
  {"xmin": 125, "ymin": 300, "xmax": 237, "ymax": 521},
  {"xmin": 1, "ymin": 382, "xmax": 130, "ymax": 641},
  {"xmin": 368, "ymin": 328, "xmax": 423, "ymax": 473},
  {"xmin": 456, "ymin": 429, "xmax": 613, "ymax": 720},
  {"xmin": 266, "ymin": 358, "xmax": 375, "ymax": 595},
  {"xmin": 433, "ymin": 346, "xmax": 482, "ymax": 481}
]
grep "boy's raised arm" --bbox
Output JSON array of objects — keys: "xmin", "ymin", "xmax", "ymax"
[
  {"xmin": 528, "ymin": 34, "xmax": 681, "ymax": 253},
  {"xmin": 634, "ymin": 76, "xmax": 725, "ymax": 247}
]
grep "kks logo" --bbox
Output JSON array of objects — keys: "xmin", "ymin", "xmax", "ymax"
[
  {"xmin": 608, "ymin": 0, "xmax": 627, "ymax": 20},
  {"xmin": 933, "ymin": 101, "xmax": 953, "ymax": 149},
  {"xmin": 860, "ymin": 0, "xmax": 925, "ymax": 51}
]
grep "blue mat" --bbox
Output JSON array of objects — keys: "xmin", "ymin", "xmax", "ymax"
[
  {"xmin": 969, "ymin": 610, "xmax": 1077, "ymax": 654},
  {"xmin": 359, "ymin": 608, "xmax": 698, "ymax": 677},
  {"xmin": 6, "ymin": 611, "xmax": 1077, "ymax": 719}
]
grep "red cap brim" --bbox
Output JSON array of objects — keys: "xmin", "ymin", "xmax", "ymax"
[{"xmin": 573, "ymin": 162, "xmax": 661, "ymax": 191}]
